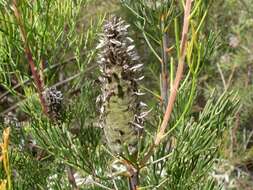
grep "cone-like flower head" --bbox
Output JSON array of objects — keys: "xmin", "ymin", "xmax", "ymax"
[
  {"xmin": 97, "ymin": 16, "xmax": 147, "ymax": 155},
  {"xmin": 43, "ymin": 87, "xmax": 63, "ymax": 121}
]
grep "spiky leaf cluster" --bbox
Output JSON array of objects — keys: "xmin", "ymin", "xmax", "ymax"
[{"xmin": 97, "ymin": 16, "xmax": 147, "ymax": 155}]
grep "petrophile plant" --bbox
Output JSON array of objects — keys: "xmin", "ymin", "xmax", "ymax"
[
  {"xmin": 0, "ymin": 0, "xmax": 239, "ymax": 190},
  {"xmin": 96, "ymin": 16, "xmax": 146, "ymax": 155}
]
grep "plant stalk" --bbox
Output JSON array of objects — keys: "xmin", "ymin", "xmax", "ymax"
[
  {"xmin": 141, "ymin": 0, "xmax": 192, "ymax": 166},
  {"xmin": 160, "ymin": 16, "xmax": 169, "ymax": 110},
  {"xmin": 128, "ymin": 170, "xmax": 139, "ymax": 190},
  {"xmin": 12, "ymin": 0, "xmax": 48, "ymax": 116}
]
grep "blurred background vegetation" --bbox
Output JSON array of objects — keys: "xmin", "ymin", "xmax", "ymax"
[{"xmin": 0, "ymin": 0, "xmax": 253, "ymax": 189}]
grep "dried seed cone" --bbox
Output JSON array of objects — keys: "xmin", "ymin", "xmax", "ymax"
[
  {"xmin": 97, "ymin": 16, "xmax": 146, "ymax": 155},
  {"xmin": 43, "ymin": 87, "xmax": 63, "ymax": 121}
]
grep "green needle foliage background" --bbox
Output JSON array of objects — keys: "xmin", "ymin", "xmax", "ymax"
[{"xmin": 1, "ymin": 0, "xmax": 251, "ymax": 189}]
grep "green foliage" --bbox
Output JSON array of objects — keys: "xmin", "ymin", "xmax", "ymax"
[
  {"xmin": 0, "ymin": 0, "xmax": 97, "ymax": 106},
  {"xmin": 202, "ymin": 0, "xmax": 253, "ymax": 188}
]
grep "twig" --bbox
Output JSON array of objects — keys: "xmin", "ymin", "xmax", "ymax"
[
  {"xmin": 128, "ymin": 170, "xmax": 139, "ymax": 190},
  {"xmin": 226, "ymin": 64, "xmax": 237, "ymax": 88},
  {"xmin": 67, "ymin": 166, "xmax": 79, "ymax": 190},
  {"xmin": 12, "ymin": 0, "xmax": 48, "ymax": 115},
  {"xmin": 141, "ymin": 0, "xmax": 192, "ymax": 166},
  {"xmin": 155, "ymin": 0, "xmax": 191, "ymax": 145},
  {"xmin": 245, "ymin": 130, "xmax": 253, "ymax": 149},
  {"xmin": 52, "ymin": 72, "xmax": 82, "ymax": 89},
  {"xmin": 216, "ymin": 62, "xmax": 226, "ymax": 89},
  {"xmin": 146, "ymin": 152, "xmax": 172, "ymax": 166},
  {"xmin": 160, "ymin": 16, "xmax": 169, "ymax": 109},
  {"xmin": 113, "ymin": 179, "xmax": 119, "ymax": 190}
]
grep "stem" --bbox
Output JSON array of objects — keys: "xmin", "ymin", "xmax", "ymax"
[
  {"xmin": 67, "ymin": 166, "xmax": 79, "ymax": 190},
  {"xmin": 155, "ymin": 0, "xmax": 192, "ymax": 145},
  {"xmin": 12, "ymin": 0, "xmax": 48, "ymax": 115},
  {"xmin": 160, "ymin": 15, "xmax": 169, "ymax": 109},
  {"xmin": 216, "ymin": 62, "xmax": 226, "ymax": 89},
  {"xmin": 126, "ymin": 163, "xmax": 139, "ymax": 190},
  {"xmin": 141, "ymin": 0, "xmax": 192, "ymax": 166},
  {"xmin": 128, "ymin": 170, "xmax": 139, "ymax": 190}
]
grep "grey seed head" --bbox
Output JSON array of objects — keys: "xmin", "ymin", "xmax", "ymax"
[
  {"xmin": 43, "ymin": 87, "xmax": 63, "ymax": 120},
  {"xmin": 96, "ymin": 16, "xmax": 149, "ymax": 155}
]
